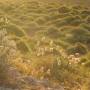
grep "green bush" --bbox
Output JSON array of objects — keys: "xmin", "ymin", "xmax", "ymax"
[
  {"xmin": 46, "ymin": 27, "xmax": 61, "ymax": 38},
  {"xmin": 67, "ymin": 43, "xmax": 88, "ymax": 55},
  {"xmin": 65, "ymin": 16, "xmax": 82, "ymax": 26},
  {"xmin": 17, "ymin": 41, "xmax": 29, "ymax": 53},
  {"xmin": 72, "ymin": 5, "xmax": 82, "ymax": 10},
  {"xmin": 66, "ymin": 28, "xmax": 90, "ymax": 44},
  {"xmin": 36, "ymin": 18, "xmax": 46, "ymax": 25},
  {"xmin": 86, "ymin": 16, "xmax": 90, "ymax": 23},
  {"xmin": 70, "ymin": 9, "xmax": 80, "ymax": 15},
  {"xmin": 58, "ymin": 6, "xmax": 71, "ymax": 13},
  {"xmin": 80, "ymin": 10, "xmax": 90, "ymax": 18},
  {"xmin": 79, "ymin": 58, "xmax": 88, "ymax": 64},
  {"xmin": 84, "ymin": 61, "xmax": 90, "ymax": 68},
  {"xmin": 6, "ymin": 24, "xmax": 25, "ymax": 37}
]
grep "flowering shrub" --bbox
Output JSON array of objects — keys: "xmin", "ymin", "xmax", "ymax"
[{"xmin": 0, "ymin": 28, "xmax": 20, "ymax": 83}]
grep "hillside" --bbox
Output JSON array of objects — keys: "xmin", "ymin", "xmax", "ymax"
[{"xmin": 0, "ymin": 0, "xmax": 90, "ymax": 90}]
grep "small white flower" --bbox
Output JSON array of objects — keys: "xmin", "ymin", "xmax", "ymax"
[
  {"xmin": 58, "ymin": 60, "xmax": 61, "ymax": 66},
  {"xmin": 49, "ymin": 47, "xmax": 54, "ymax": 52},
  {"xmin": 81, "ymin": 63, "xmax": 85, "ymax": 65},
  {"xmin": 37, "ymin": 53, "xmax": 41, "ymax": 56},
  {"xmin": 36, "ymin": 41, "xmax": 40, "ymax": 46},
  {"xmin": 46, "ymin": 69, "xmax": 51, "ymax": 75},
  {"xmin": 49, "ymin": 40, "xmax": 54, "ymax": 46},
  {"xmin": 41, "ymin": 36, "xmax": 46, "ymax": 41},
  {"xmin": 44, "ymin": 47, "xmax": 48, "ymax": 51}
]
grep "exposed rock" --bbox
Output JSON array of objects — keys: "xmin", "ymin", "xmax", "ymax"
[
  {"xmin": 0, "ymin": 87, "xmax": 19, "ymax": 90},
  {"xmin": 21, "ymin": 76, "xmax": 64, "ymax": 90}
]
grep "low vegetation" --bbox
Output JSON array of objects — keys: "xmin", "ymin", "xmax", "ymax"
[{"xmin": 0, "ymin": 0, "xmax": 90, "ymax": 90}]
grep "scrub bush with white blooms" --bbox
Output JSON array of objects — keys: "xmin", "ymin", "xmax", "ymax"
[{"xmin": 0, "ymin": 29, "xmax": 19, "ymax": 82}]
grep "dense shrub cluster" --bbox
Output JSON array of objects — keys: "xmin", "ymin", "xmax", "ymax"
[{"xmin": 67, "ymin": 43, "xmax": 88, "ymax": 55}]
